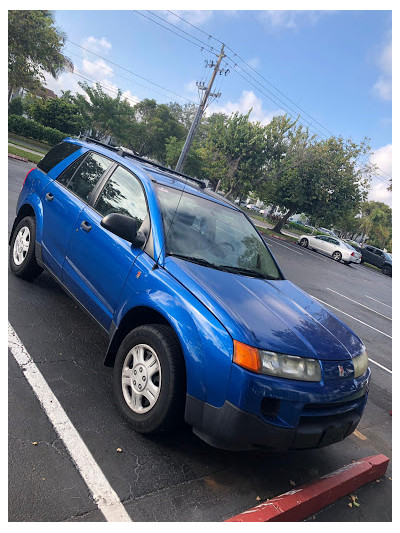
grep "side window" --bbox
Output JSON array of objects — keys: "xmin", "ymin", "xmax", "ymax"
[
  {"xmin": 375, "ymin": 250, "xmax": 383, "ymax": 256},
  {"xmin": 67, "ymin": 152, "xmax": 112, "ymax": 202},
  {"xmin": 37, "ymin": 142, "xmax": 81, "ymax": 174},
  {"xmin": 366, "ymin": 246, "xmax": 374, "ymax": 252},
  {"xmin": 330, "ymin": 238, "xmax": 339, "ymax": 245},
  {"xmin": 94, "ymin": 166, "xmax": 148, "ymax": 227},
  {"xmin": 57, "ymin": 154, "xmax": 85, "ymax": 186}
]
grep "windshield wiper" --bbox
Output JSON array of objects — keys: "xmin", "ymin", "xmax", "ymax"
[
  {"xmin": 168, "ymin": 253, "xmax": 276, "ymax": 279},
  {"xmin": 167, "ymin": 253, "xmax": 219, "ymax": 269}
]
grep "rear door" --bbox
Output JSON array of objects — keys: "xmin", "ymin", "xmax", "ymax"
[
  {"xmin": 41, "ymin": 151, "xmax": 113, "ymax": 278},
  {"xmin": 373, "ymin": 249, "xmax": 385, "ymax": 268},
  {"xmin": 312, "ymin": 235, "xmax": 329, "ymax": 252},
  {"xmin": 62, "ymin": 164, "xmax": 149, "ymax": 330}
]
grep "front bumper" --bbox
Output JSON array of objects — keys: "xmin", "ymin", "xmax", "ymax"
[{"xmin": 185, "ymin": 364, "xmax": 370, "ymax": 451}]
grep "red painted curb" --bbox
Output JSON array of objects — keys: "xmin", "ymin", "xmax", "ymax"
[
  {"xmin": 8, "ymin": 153, "xmax": 28, "ymax": 162},
  {"xmin": 226, "ymin": 454, "xmax": 389, "ymax": 522}
]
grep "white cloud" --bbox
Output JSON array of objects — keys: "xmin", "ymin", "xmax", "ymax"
[
  {"xmin": 82, "ymin": 36, "xmax": 112, "ymax": 54},
  {"xmin": 373, "ymin": 38, "xmax": 392, "ymax": 101},
  {"xmin": 247, "ymin": 57, "xmax": 260, "ymax": 69},
  {"xmin": 164, "ymin": 10, "xmax": 213, "ymax": 27},
  {"xmin": 121, "ymin": 89, "xmax": 140, "ymax": 106},
  {"xmin": 370, "ymin": 144, "xmax": 392, "ymax": 177},
  {"xmin": 259, "ymin": 10, "xmax": 331, "ymax": 31},
  {"xmin": 184, "ymin": 80, "xmax": 198, "ymax": 94},
  {"xmin": 211, "ymin": 90, "xmax": 283, "ymax": 126},
  {"xmin": 81, "ymin": 58, "xmax": 114, "ymax": 81},
  {"xmin": 368, "ymin": 144, "xmax": 392, "ymax": 206}
]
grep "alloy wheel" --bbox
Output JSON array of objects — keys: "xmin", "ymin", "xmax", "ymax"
[{"xmin": 13, "ymin": 226, "xmax": 30, "ymax": 266}]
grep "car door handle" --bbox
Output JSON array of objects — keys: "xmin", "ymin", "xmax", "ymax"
[
  {"xmin": 45, "ymin": 192, "xmax": 54, "ymax": 201},
  {"xmin": 80, "ymin": 220, "xmax": 92, "ymax": 233}
]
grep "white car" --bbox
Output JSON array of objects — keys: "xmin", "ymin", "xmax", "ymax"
[{"xmin": 298, "ymin": 234, "xmax": 362, "ymax": 265}]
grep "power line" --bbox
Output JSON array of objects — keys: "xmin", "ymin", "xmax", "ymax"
[
  {"xmin": 65, "ymin": 48, "xmax": 193, "ymax": 105},
  {"xmin": 166, "ymin": 10, "xmax": 391, "ymax": 184},
  {"xmin": 132, "ymin": 10, "xmax": 219, "ymax": 57},
  {"xmin": 67, "ymin": 39, "xmax": 196, "ymax": 104}
]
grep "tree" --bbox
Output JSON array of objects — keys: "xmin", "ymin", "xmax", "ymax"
[
  {"xmin": 74, "ymin": 82, "xmax": 135, "ymax": 142},
  {"xmin": 24, "ymin": 95, "xmax": 85, "ymax": 135},
  {"xmin": 8, "ymin": 10, "xmax": 73, "ymax": 100},
  {"xmin": 8, "ymin": 96, "xmax": 24, "ymax": 116},
  {"xmin": 358, "ymin": 201, "xmax": 392, "ymax": 249},
  {"xmin": 165, "ymin": 137, "xmax": 205, "ymax": 177},
  {"xmin": 263, "ymin": 133, "xmax": 372, "ymax": 233},
  {"xmin": 202, "ymin": 111, "xmax": 269, "ymax": 198},
  {"xmin": 127, "ymin": 99, "xmax": 186, "ymax": 162}
]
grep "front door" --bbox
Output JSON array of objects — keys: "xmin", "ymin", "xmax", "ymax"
[{"xmin": 62, "ymin": 164, "xmax": 150, "ymax": 330}]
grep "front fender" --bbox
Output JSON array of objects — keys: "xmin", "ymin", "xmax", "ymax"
[{"xmin": 114, "ymin": 253, "xmax": 233, "ymax": 407}]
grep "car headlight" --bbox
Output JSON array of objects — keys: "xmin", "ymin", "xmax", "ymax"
[
  {"xmin": 353, "ymin": 348, "xmax": 369, "ymax": 378},
  {"xmin": 233, "ymin": 340, "xmax": 321, "ymax": 382}
]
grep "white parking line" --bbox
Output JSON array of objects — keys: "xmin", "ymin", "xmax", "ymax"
[
  {"xmin": 8, "ymin": 323, "xmax": 131, "ymax": 523},
  {"xmin": 263, "ymin": 236, "xmax": 303, "ymax": 255},
  {"xmin": 326, "ymin": 288, "xmax": 391, "ymax": 321},
  {"xmin": 365, "ymin": 295, "xmax": 392, "ymax": 309},
  {"xmin": 311, "ymin": 296, "xmax": 392, "ymax": 339},
  {"xmin": 368, "ymin": 357, "xmax": 392, "ymax": 374}
]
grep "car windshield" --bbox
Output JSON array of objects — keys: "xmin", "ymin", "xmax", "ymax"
[
  {"xmin": 155, "ymin": 184, "xmax": 282, "ymax": 280},
  {"xmin": 343, "ymin": 241, "xmax": 356, "ymax": 250}
]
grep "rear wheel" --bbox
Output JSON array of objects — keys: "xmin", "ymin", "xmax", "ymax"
[
  {"xmin": 382, "ymin": 265, "xmax": 392, "ymax": 277},
  {"xmin": 9, "ymin": 216, "xmax": 43, "ymax": 280},
  {"xmin": 113, "ymin": 324, "xmax": 186, "ymax": 434},
  {"xmin": 299, "ymin": 238, "xmax": 309, "ymax": 248},
  {"xmin": 332, "ymin": 251, "xmax": 342, "ymax": 262}
]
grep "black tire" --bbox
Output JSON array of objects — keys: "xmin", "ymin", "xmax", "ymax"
[
  {"xmin": 299, "ymin": 238, "xmax": 309, "ymax": 248},
  {"xmin": 113, "ymin": 324, "xmax": 186, "ymax": 434},
  {"xmin": 332, "ymin": 251, "xmax": 342, "ymax": 262},
  {"xmin": 382, "ymin": 265, "xmax": 392, "ymax": 277},
  {"xmin": 9, "ymin": 216, "xmax": 43, "ymax": 280}
]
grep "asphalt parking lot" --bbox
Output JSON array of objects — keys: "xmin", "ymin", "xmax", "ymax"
[{"xmin": 8, "ymin": 158, "xmax": 392, "ymax": 522}]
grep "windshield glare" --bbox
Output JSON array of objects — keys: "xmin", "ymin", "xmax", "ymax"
[{"xmin": 155, "ymin": 185, "xmax": 281, "ymax": 280}]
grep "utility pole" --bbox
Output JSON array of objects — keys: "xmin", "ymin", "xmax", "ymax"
[{"xmin": 175, "ymin": 44, "xmax": 225, "ymax": 173}]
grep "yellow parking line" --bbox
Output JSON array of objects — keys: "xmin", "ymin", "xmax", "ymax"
[{"xmin": 353, "ymin": 429, "xmax": 368, "ymax": 441}]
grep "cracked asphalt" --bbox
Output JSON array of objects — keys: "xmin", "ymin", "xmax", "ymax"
[{"xmin": 8, "ymin": 159, "xmax": 392, "ymax": 521}]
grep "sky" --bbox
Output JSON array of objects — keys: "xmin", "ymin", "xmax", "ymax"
[{"xmin": 46, "ymin": 9, "xmax": 392, "ymax": 206}]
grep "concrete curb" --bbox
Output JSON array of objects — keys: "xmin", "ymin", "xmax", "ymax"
[
  {"xmin": 226, "ymin": 454, "xmax": 389, "ymax": 522},
  {"xmin": 8, "ymin": 153, "xmax": 28, "ymax": 162}
]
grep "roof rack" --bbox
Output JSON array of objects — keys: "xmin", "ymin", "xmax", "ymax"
[{"xmin": 79, "ymin": 135, "xmax": 206, "ymax": 189}]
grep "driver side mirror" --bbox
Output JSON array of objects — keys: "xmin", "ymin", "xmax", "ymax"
[{"xmin": 100, "ymin": 213, "xmax": 146, "ymax": 248}]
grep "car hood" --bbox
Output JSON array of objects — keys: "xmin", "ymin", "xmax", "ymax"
[{"xmin": 165, "ymin": 258, "xmax": 363, "ymax": 361}]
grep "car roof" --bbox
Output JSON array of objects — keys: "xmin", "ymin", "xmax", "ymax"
[{"xmin": 65, "ymin": 137, "xmax": 239, "ymax": 212}]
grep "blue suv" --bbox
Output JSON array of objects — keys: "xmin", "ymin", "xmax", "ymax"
[{"xmin": 9, "ymin": 138, "xmax": 370, "ymax": 451}]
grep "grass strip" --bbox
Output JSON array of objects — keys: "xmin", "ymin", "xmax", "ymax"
[{"xmin": 8, "ymin": 145, "xmax": 42, "ymax": 164}]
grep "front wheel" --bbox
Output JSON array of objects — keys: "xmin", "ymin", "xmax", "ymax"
[
  {"xmin": 299, "ymin": 238, "xmax": 309, "ymax": 248},
  {"xmin": 113, "ymin": 324, "xmax": 186, "ymax": 434},
  {"xmin": 332, "ymin": 251, "xmax": 342, "ymax": 262},
  {"xmin": 382, "ymin": 265, "xmax": 392, "ymax": 277},
  {"xmin": 9, "ymin": 216, "xmax": 43, "ymax": 280}
]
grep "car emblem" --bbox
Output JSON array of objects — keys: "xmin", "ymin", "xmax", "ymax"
[{"xmin": 338, "ymin": 365, "xmax": 345, "ymax": 377}]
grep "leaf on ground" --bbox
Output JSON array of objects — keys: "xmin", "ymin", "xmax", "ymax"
[
  {"xmin": 116, "ymin": 447, "xmax": 122, "ymax": 453},
  {"xmin": 350, "ymin": 494, "xmax": 358, "ymax": 503},
  {"xmin": 353, "ymin": 502, "xmax": 360, "ymax": 507},
  {"xmin": 290, "ymin": 480, "xmax": 296, "ymax": 486},
  {"xmin": 256, "ymin": 496, "xmax": 261, "ymax": 501},
  {"xmin": 32, "ymin": 442, "xmax": 38, "ymax": 445},
  {"xmin": 348, "ymin": 503, "xmax": 353, "ymax": 508}
]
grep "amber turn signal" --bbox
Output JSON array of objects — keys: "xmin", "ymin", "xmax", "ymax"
[{"xmin": 233, "ymin": 340, "xmax": 262, "ymax": 373}]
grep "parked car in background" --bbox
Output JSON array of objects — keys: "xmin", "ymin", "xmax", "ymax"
[
  {"xmin": 298, "ymin": 234, "xmax": 362, "ymax": 265},
  {"xmin": 9, "ymin": 137, "xmax": 371, "ymax": 451},
  {"xmin": 357, "ymin": 245, "xmax": 392, "ymax": 276}
]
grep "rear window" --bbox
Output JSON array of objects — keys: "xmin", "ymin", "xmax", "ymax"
[{"xmin": 37, "ymin": 142, "xmax": 81, "ymax": 174}]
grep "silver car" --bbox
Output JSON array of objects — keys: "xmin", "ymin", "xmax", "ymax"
[{"xmin": 298, "ymin": 234, "xmax": 362, "ymax": 265}]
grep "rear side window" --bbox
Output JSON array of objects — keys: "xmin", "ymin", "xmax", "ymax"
[
  {"xmin": 37, "ymin": 142, "xmax": 81, "ymax": 174},
  {"xmin": 66, "ymin": 152, "xmax": 112, "ymax": 202}
]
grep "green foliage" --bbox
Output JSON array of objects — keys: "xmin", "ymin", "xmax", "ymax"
[
  {"xmin": 8, "ymin": 115, "xmax": 68, "ymax": 145},
  {"xmin": 359, "ymin": 201, "xmax": 392, "ymax": 250},
  {"xmin": 165, "ymin": 137, "xmax": 204, "ymax": 177},
  {"xmin": 8, "ymin": 10, "xmax": 73, "ymax": 96},
  {"xmin": 24, "ymin": 95, "xmax": 84, "ymax": 135},
  {"xmin": 288, "ymin": 221, "xmax": 313, "ymax": 233},
  {"xmin": 8, "ymin": 96, "xmax": 24, "ymax": 116}
]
